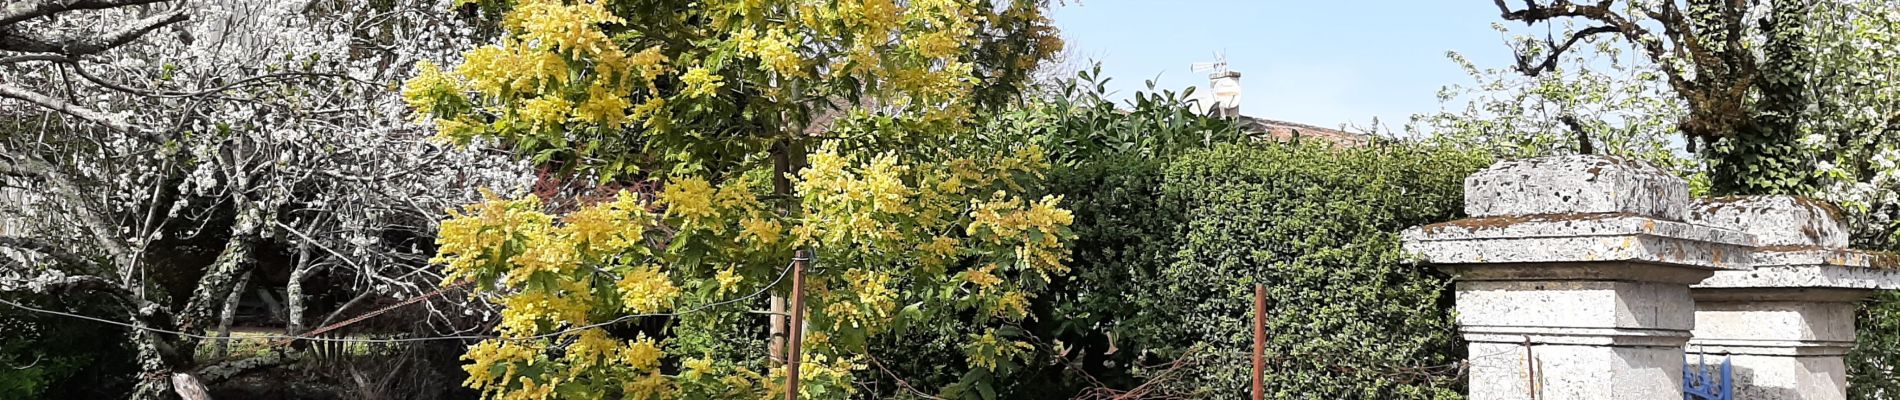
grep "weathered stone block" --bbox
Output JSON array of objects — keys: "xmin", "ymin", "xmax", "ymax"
[
  {"xmin": 1689, "ymin": 196, "xmax": 1849, "ymax": 249},
  {"xmin": 1690, "ymin": 258, "xmax": 1900, "ymax": 399},
  {"xmin": 1462, "ymin": 155, "xmax": 1689, "ymax": 220},
  {"xmin": 1467, "ymin": 341, "xmax": 1684, "ymax": 400},
  {"xmin": 1691, "ymin": 298, "xmax": 1859, "ymax": 347},
  {"xmin": 1699, "ymin": 263, "xmax": 1900, "ymax": 290},
  {"xmin": 1698, "ymin": 355, "xmax": 1849, "ymax": 400},
  {"xmin": 1403, "ymin": 214, "xmax": 1753, "ymax": 270},
  {"xmin": 1456, "ymin": 280, "xmax": 1695, "ymax": 331}
]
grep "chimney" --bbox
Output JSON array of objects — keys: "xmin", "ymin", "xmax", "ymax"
[{"xmin": 1209, "ymin": 70, "xmax": 1242, "ymax": 118}]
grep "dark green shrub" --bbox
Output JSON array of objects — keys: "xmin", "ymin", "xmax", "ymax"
[
  {"xmin": 1146, "ymin": 143, "xmax": 1486, "ymax": 398},
  {"xmin": 1851, "ymin": 291, "xmax": 1900, "ymax": 399},
  {"xmin": 0, "ymin": 293, "xmax": 136, "ymax": 398},
  {"xmin": 1028, "ymin": 142, "xmax": 1488, "ymax": 399}
]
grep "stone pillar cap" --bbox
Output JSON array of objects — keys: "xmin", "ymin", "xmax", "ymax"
[
  {"xmin": 1687, "ymin": 195, "xmax": 1848, "ymax": 249},
  {"xmin": 1402, "ymin": 213, "xmax": 1753, "ymax": 270},
  {"xmin": 1696, "ymin": 263, "xmax": 1900, "ymax": 291},
  {"xmin": 1463, "ymin": 155, "xmax": 1689, "ymax": 221}
]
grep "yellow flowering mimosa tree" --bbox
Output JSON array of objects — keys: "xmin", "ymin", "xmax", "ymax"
[{"xmin": 403, "ymin": 0, "xmax": 1069, "ymax": 398}]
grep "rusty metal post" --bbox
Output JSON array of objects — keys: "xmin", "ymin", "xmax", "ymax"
[
  {"xmin": 786, "ymin": 250, "xmax": 809, "ymax": 400},
  {"xmin": 1252, "ymin": 283, "xmax": 1266, "ymax": 400}
]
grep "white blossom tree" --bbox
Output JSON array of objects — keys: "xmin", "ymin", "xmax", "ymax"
[{"xmin": 0, "ymin": 1, "xmax": 529, "ymax": 398}]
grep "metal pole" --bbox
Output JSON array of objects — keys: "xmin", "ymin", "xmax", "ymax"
[
  {"xmin": 786, "ymin": 249, "xmax": 809, "ymax": 400},
  {"xmin": 1252, "ymin": 283, "xmax": 1266, "ymax": 400}
]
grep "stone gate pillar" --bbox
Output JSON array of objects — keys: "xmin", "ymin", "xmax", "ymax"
[
  {"xmin": 1403, "ymin": 155, "xmax": 1754, "ymax": 400},
  {"xmin": 1687, "ymin": 196, "xmax": 1900, "ymax": 400}
]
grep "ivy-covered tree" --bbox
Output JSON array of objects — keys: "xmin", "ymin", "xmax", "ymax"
[
  {"xmin": 405, "ymin": 0, "xmax": 1069, "ymax": 398},
  {"xmin": 1458, "ymin": 1, "xmax": 1900, "ymax": 243},
  {"xmin": 1487, "ymin": 0, "xmax": 1818, "ymax": 195}
]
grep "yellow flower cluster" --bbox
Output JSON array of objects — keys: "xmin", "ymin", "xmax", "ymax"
[
  {"xmin": 679, "ymin": 67, "xmax": 724, "ymax": 98},
  {"xmin": 506, "ymin": 0, "xmax": 624, "ymax": 57},
  {"xmin": 435, "ymin": 191, "xmax": 554, "ymax": 286},
  {"xmin": 660, "ymin": 176, "xmax": 719, "ymax": 222},
  {"xmin": 562, "ymin": 192, "xmax": 651, "ymax": 258},
  {"xmin": 996, "ymin": 291, "xmax": 1029, "ymax": 321},
  {"xmin": 963, "ymin": 329, "xmax": 1033, "ymax": 371},
  {"xmin": 461, "ymin": 339, "xmax": 542, "ymax": 394},
  {"xmin": 968, "ymin": 192, "xmax": 1075, "ymax": 276},
  {"xmin": 621, "ymin": 335, "xmax": 664, "ymax": 370},
  {"xmin": 919, "ymin": 235, "xmax": 959, "ymax": 267},
  {"xmin": 622, "ymin": 371, "xmax": 672, "ymax": 400},
  {"xmin": 798, "ymin": 148, "xmax": 917, "ymax": 249},
  {"xmin": 497, "ymin": 288, "xmax": 592, "ymax": 335},
  {"xmin": 734, "ymin": 28, "xmax": 807, "ymax": 78},
  {"xmin": 416, "ymin": 0, "xmax": 1075, "ymax": 397},
  {"xmin": 504, "ymin": 227, "xmax": 579, "ymax": 288},
  {"xmin": 436, "ymin": 191, "xmax": 704, "ymax": 399},
  {"xmin": 400, "ymin": 61, "xmax": 465, "ymax": 120},
  {"xmin": 764, "ymin": 353, "xmax": 864, "ymax": 399},
  {"xmin": 520, "ymin": 95, "xmax": 573, "ymax": 128},
  {"xmin": 714, "ymin": 267, "xmax": 743, "ymax": 293},
  {"xmin": 617, "ymin": 265, "xmax": 680, "ymax": 314},
  {"xmin": 821, "ymin": 269, "xmax": 897, "ymax": 332},
  {"xmin": 576, "ymin": 83, "xmax": 634, "ymax": 126},
  {"xmin": 963, "ymin": 263, "xmax": 1001, "ymax": 288},
  {"xmin": 839, "ymin": 0, "xmax": 902, "ymax": 42},
  {"xmin": 408, "ymin": 0, "xmax": 684, "ymax": 152},
  {"xmin": 738, "ymin": 216, "xmax": 782, "ymax": 245},
  {"xmin": 564, "ymin": 329, "xmax": 621, "ymax": 375},
  {"xmin": 457, "ymin": 44, "xmax": 569, "ymax": 96}
]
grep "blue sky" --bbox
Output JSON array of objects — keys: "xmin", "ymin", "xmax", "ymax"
[{"xmin": 1051, "ymin": 1, "xmax": 1519, "ymax": 131}]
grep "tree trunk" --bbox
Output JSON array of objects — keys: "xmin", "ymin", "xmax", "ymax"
[
  {"xmin": 1708, "ymin": 0, "xmax": 1817, "ymax": 196},
  {"xmin": 286, "ymin": 241, "xmax": 313, "ymax": 335},
  {"xmin": 170, "ymin": 373, "xmax": 211, "ymax": 400},
  {"xmin": 176, "ymin": 202, "xmax": 267, "ymax": 363},
  {"xmin": 129, "ymin": 331, "xmax": 178, "ymax": 400},
  {"xmin": 255, "ymin": 286, "xmax": 282, "ymax": 323},
  {"xmin": 212, "ymin": 270, "xmax": 253, "ymax": 359},
  {"xmin": 128, "ymin": 305, "xmax": 192, "ymax": 400}
]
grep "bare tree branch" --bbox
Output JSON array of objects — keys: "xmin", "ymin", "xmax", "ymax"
[
  {"xmin": 0, "ymin": 236, "xmax": 102, "ymax": 271},
  {"xmin": 1514, "ymin": 25, "xmax": 1622, "ymax": 76},
  {"xmin": 0, "ymin": 9, "xmax": 189, "ymax": 56},
  {"xmin": 0, "ymin": 53, "xmax": 66, "ymax": 65},
  {"xmin": 0, "ymin": 82, "xmax": 147, "ymax": 133},
  {"xmin": 0, "ymin": 0, "xmax": 175, "ymax": 27}
]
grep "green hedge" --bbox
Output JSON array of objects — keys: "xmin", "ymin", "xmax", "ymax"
[
  {"xmin": 1028, "ymin": 141, "xmax": 1489, "ymax": 398},
  {"xmin": 1851, "ymin": 291, "xmax": 1900, "ymax": 399}
]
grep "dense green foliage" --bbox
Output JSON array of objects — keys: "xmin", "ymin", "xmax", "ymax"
[
  {"xmin": 1131, "ymin": 143, "xmax": 1484, "ymax": 398},
  {"xmin": 1031, "ymin": 141, "xmax": 1490, "ymax": 398},
  {"xmin": 986, "ymin": 68, "xmax": 1491, "ymax": 398},
  {"xmin": 0, "ymin": 295, "xmax": 136, "ymax": 398},
  {"xmin": 1852, "ymin": 291, "xmax": 1900, "ymax": 399}
]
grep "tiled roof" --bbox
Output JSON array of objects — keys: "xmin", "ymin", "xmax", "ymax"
[{"xmin": 1237, "ymin": 116, "xmax": 1369, "ymax": 146}]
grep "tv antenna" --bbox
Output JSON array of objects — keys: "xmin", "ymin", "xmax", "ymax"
[{"xmin": 1191, "ymin": 50, "xmax": 1230, "ymax": 75}]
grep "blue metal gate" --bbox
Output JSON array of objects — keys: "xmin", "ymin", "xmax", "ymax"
[{"xmin": 1683, "ymin": 353, "xmax": 1733, "ymax": 400}]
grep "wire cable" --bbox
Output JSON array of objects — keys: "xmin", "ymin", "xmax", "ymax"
[{"xmin": 0, "ymin": 255, "xmax": 804, "ymax": 344}]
